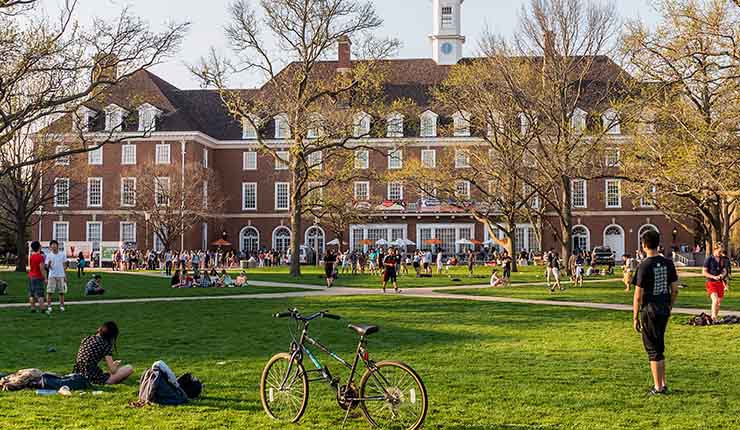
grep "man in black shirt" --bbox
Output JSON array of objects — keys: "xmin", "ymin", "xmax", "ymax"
[
  {"xmin": 381, "ymin": 248, "xmax": 400, "ymax": 293},
  {"xmin": 632, "ymin": 229, "xmax": 680, "ymax": 396}
]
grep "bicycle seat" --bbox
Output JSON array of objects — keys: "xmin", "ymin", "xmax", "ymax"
[{"xmin": 348, "ymin": 324, "xmax": 379, "ymax": 337}]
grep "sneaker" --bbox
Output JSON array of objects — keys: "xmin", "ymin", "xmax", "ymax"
[
  {"xmin": 660, "ymin": 386, "xmax": 669, "ymax": 394},
  {"xmin": 646, "ymin": 387, "xmax": 663, "ymax": 396},
  {"xmin": 60, "ymin": 306, "xmax": 65, "ymax": 312},
  {"xmin": 46, "ymin": 307, "xmax": 52, "ymax": 315}
]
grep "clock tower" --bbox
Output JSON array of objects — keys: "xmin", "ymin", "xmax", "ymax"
[{"xmin": 429, "ymin": 0, "xmax": 465, "ymax": 65}]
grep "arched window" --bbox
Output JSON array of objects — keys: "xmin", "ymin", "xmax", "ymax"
[
  {"xmin": 637, "ymin": 224, "xmax": 659, "ymax": 247},
  {"xmin": 572, "ymin": 225, "xmax": 590, "ymax": 253},
  {"xmin": 273, "ymin": 226, "xmax": 291, "ymax": 253},
  {"xmin": 603, "ymin": 224, "xmax": 625, "ymax": 257},
  {"xmin": 239, "ymin": 226, "xmax": 260, "ymax": 254},
  {"xmin": 305, "ymin": 226, "xmax": 325, "ymax": 256},
  {"xmin": 419, "ymin": 110, "xmax": 438, "ymax": 137}
]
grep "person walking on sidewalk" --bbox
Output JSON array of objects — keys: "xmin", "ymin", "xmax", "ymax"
[
  {"xmin": 632, "ymin": 229, "xmax": 680, "ymax": 396},
  {"xmin": 45, "ymin": 240, "xmax": 68, "ymax": 314}
]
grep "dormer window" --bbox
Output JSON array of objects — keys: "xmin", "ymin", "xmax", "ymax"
[
  {"xmin": 419, "ymin": 111, "xmax": 438, "ymax": 137},
  {"xmin": 307, "ymin": 113, "xmax": 323, "ymax": 139},
  {"xmin": 242, "ymin": 114, "xmax": 260, "ymax": 140},
  {"xmin": 104, "ymin": 104, "xmax": 128, "ymax": 132},
  {"xmin": 73, "ymin": 106, "xmax": 96, "ymax": 133},
  {"xmin": 453, "ymin": 111, "xmax": 471, "ymax": 137},
  {"xmin": 386, "ymin": 112, "xmax": 404, "ymax": 138},
  {"xmin": 138, "ymin": 103, "xmax": 162, "ymax": 132},
  {"xmin": 602, "ymin": 108, "xmax": 621, "ymax": 135},
  {"xmin": 571, "ymin": 108, "xmax": 587, "ymax": 131},
  {"xmin": 353, "ymin": 112, "xmax": 371, "ymax": 138},
  {"xmin": 275, "ymin": 113, "xmax": 291, "ymax": 139}
]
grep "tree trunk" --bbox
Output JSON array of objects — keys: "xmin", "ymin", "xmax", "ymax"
[
  {"xmin": 289, "ymin": 175, "xmax": 302, "ymax": 277},
  {"xmin": 14, "ymin": 217, "xmax": 28, "ymax": 273},
  {"xmin": 560, "ymin": 176, "xmax": 573, "ymax": 271},
  {"xmin": 505, "ymin": 218, "xmax": 518, "ymax": 272}
]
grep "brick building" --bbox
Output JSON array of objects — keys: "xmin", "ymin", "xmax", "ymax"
[{"xmin": 34, "ymin": 0, "xmax": 691, "ymax": 259}]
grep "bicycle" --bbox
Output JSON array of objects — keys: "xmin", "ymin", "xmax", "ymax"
[{"xmin": 260, "ymin": 308, "xmax": 428, "ymax": 430}]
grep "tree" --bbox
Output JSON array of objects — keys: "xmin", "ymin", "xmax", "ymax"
[
  {"xmin": 119, "ymin": 161, "xmax": 226, "ymax": 252},
  {"xmin": 193, "ymin": 0, "xmax": 401, "ymax": 276},
  {"xmin": 452, "ymin": 0, "xmax": 628, "ymax": 265},
  {"xmin": 621, "ymin": 0, "xmax": 740, "ymax": 250},
  {"xmin": 0, "ymin": 0, "xmax": 189, "ymax": 175}
]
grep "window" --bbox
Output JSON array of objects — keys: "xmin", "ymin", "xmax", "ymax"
[
  {"xmin": 420, "ymin": 111, "xmax": 437, "ymax": 137},
  {"xmin": 243, "ymin": 151, "xmax": 257, "ymax": 170},
  {"xmin": 138, "ymin": 104, "xmax": 160, "ymax": 132},
  {"xmin": 605, "ymin": 179, "xmax": 621, "ymax": 208},
  {"xmin": 421, "ymin": 149, "xmax": 436, "ymax": 168},
  {"xmin": 354, "ymin": 181, "xmax": 370, "ymax": 201},
  {"xmin": 572, "ymin": 225, "xmax": 589, "ymax": 252},
  {"xmin": 441, "ymin": 6, "xmax": 453, "ymax": 28},
  {"xmin": 603, "ymin": 109, "xmax": 621, "ymax": 134},
  {"xmin": 86, "ymin": 221, "xmax": 102, "ymax": 244},
  {"xmin": 121, "ymin": 177, "xmax": 136, "ymax": 207},
  {"xmin": 55, "ymin": 145, "xmax": 70, "ymax": 166},
  {"xmin": 307, "ymin": 150, "xmax": 322, "ymax": 170},
  {"xmin": 571, "ymin": 179, "xmax": 586, "ymax": 208},
  {"xmin": 387, "ymin": 182, "xmax": 403, "ymax": 201},
  {"xmin": 121, "ymin": 144, "xmax": 136, "ymax": 165},
  {"xmin": 105, "ymin": 105, "xmax": 126, "ymax": 132},
  {"xmin": 242, "ymin": 115, "xmax": 259, "ymax": 139},
  {"xmin": 307, "ymin": 114, "xmax": 323, "ymax": 138},
  {"xmin": 154, "ymin": 177, "xmax": 170, "ymax": 206},
  {"xmin": 386, "ymin": 113, "xmax": 404, "ymax": 137},
  {"xmin": 73, "ymin": 106, "xmax": 95, "ymax": 133},
  {"xmin": 523, "ymin": 183, "xmax": 540, "ymax": 209},
  {"xmin": 88, "ymin": 147, "xmax": 103, "ymax": 165},
  {"xmin": 240, "ymin": 227, "xmax": 260, "ymax": 254},
  {"xmin": 242, "ymin": 182, "xmax": 257, "ymax": 210},
  {"xmin": 274, "ymin": 113, "xmax": 290, "ymax": 139},
  {"xmin": 275, "ymin": 151, "xmax": 289, "ymax": 170},
  {"xmin": 275, "ymin": 182, "xmax": 290, "ymax": 210},
  {"xmin": 120, "ymin": 221, "xmax": 136, "ymax": 244},
  {"xmin": 155, "ymin": 144, "xmax": 171, "ymax": 165},
  {"xmin": 453, "ymin": 111, "xmax": 471, "ymax": 137},
  {"xmin": 202, "ymin": 148, "xmax": 208, "ymax": 168},
  {"xmin": 487, "ymin": 111, "xmax": 504, "ymax": 136},
  {"xmin": 353, "ymin": 112, "xmax": 371, "ymax": 137},
  {"xmin": 388, "ymin": 149, "xmax": 403, "ymax": 169},
  {"xmin": 273, "ymin": 227, "xmax": 291, "ymax": 254},
  {"xmin": 354, "ymin": 150, "xmax": 369, "ymax": 169},
  {"xmin": 87, "ymin": 178, "xmax": 103, "ymax": 207},
  {"xmin": 519, "ymin": 112, "xmax": 531, "ymax": 135},
  {"xmin": 455, "ymin": 180, "xmax": 470, "ymax": 199},
  {"xmin": 640, "ymin": 185, "xmax": 657, "ymax": 208},
  {"xmin": 52, "ymin": 222, "xmax": 69, "ymax": 244},
  {"xmin": 455, "ymin": 150, "xmax": 470, "ymax": 168},
  {"xmin": 605, "ymin": 148, "xmax": 620, "ymax": 167},
  {"xmin": 571, "ymin": 108, "xmax": 587, "ymax": 131},
  {"xmin": 54, "ymin": 178, "xmax": 70, "ymax": 207}
]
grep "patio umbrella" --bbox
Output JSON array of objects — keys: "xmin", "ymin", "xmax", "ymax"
[
  {"xmin": 375, "ymin": 239, "xmax": 389, "ymax": 246},
  {"xmin": 392, "ymin": 238, "xmax": 408, "ymax": 247},
  {"xmin": 359, "ymin": 239, "xmax": 374, "ymax": 245},
  {"xmin": 455, "ymin": 239, "xmax": 473, "ymax": 245},
  {"xmin": 424, "ymin": 238, "xmax": 442, "ymax": 245},
  {"xmin": 469, "ymin": 239, "xmax": 483, "ymax": 245},
  {"xmin": 403, "ymin": 239, "xmax": 416, "ymax": 246},
  {"xmin": 326, "ymin": 238, "xmax": 341, "ymax": 246},
  {"xmin": 211, "ymin": 239, "xmax": 231, "ymax": 247}
]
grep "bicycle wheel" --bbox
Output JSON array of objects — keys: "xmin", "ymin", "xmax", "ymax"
[
  {"xmin": 358, "ymin": 360, "xmax": 428, "ymax": 430},
  {"xmin": 259, "ymin": 352, "xmax": 309, "ymax": 423}
]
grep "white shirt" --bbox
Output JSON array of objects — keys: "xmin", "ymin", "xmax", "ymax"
[{"xmin": 45, "ymin": 251, "xmax": 67, "ymax": 278}]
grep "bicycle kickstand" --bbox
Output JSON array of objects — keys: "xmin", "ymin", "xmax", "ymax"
[{"xmin": 341, "ymin": 404, "xmax": 353, "ymax": 429}]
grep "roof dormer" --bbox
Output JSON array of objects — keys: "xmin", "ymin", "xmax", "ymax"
[
  {"xmin": 602, "ymin": 108, "xmax": 621, "ymax": 135},
  {"xmin": 571, "ymin": 107, "xmax": 587, "ymax": 132},
  {"xmin": 104, "ymin": 104, "xmax": 128, "ymax": 132},
  {"xmin": 242, "ymin": 114, "xmax": 261, "ymax": 140},
  {"xmin": 306, "ymin": 113, "xmax": 324, "ymax": 139},
  {"xmin": 138, "ymin": 103, "xmax": 162, "ymax": 132},
  {"xmin": 452, "ymin": 110, "xmax": 471, "ymax": 137},
  {"xmin": 386, "ymin": 112, "xmax": 404, "ymax": 138},
  {"xmin": 353, "ymin": 111, "xmax": 372, "ymax": 138},
  {"xmin": 73, "ymin": 106, "xmax": 96, "ymax": 133},
  {"xmin": 419, "ymin": 110, "xmax": 438, "ymax": 137},
  {"xmin": 274, "ymin": 113, "xmax": 291, "ymax": 139}
]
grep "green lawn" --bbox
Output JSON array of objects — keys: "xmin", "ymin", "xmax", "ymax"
[
  {"xmin": 444, "ymin": 276, "xmax": 739, "ymax": 311},
  {"xmin": 0, "ymin": 271, "xmax": 303, "ymax": 304},
  {"xmin": 1, "ymin": 294, "xmax": 739, "ymax": 430}
]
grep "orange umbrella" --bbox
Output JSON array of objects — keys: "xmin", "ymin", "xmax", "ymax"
[
  {"xmin": 359, "ymin": 239, "xmax": 374, "ymax": 245},
  {"xmin": 211, "ymin": 239, "xmax": 232, "ymax": 247},
  {"xmin": 424, "ymin": 238, "xmax": 442, "ymax": 245},
  {"xmin": 469, "ymin": 239, "xmax": 483, "ymax": 245}
]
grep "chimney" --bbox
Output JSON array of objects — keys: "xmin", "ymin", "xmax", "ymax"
[
  {"xmin": 91, "ymin": 53, "xmax": 119, "ymax": 85},
  {"xmin": 337, "ymin": 36, "xmax": 352, "ymax": 72}
]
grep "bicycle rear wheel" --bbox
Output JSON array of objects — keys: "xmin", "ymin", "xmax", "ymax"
[
  {"xmin": 359, "ymin": 360, "xmax": 428, "ymax": 430},
  {"xmin": 259, "ymin": 352, "xmax": 309, "ymax": 423}
]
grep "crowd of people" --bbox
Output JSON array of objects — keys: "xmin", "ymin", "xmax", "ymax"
[{"xmin": 169, "ymin": 268, "xmax": 249, "ymax": 289}]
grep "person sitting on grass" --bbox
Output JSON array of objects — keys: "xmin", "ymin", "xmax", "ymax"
[
  {"xmin": 220, "ymin": 269, "xmax": 234, "ymax": 287},
  {"xmin": 170, "ymin": 270, "xmax": 181, "ymax": 288},
  {"xmin": 73, "ymin": 321, "xmax": 134, "ymax": 385},
  {"xmin": 179, "ymin": 270, "xmax": 193, "ymax": 288},
  {"xmin": 235, "ymin": 271, "xmax": 248, "ymax": 287},
  {"xmin": 208, "ymin": 268, "xmax": 221, "ymax": 287},
  {"xmin": 84, "ymin": 274, "xmax": 105, "ymax": 296},
  {"xmin": 198, "ymin": 272, "xmax": 211, "ymax": 288},
  {"xmin": 490, "ymin": 269, "xmax": 504, "ymax": 287}
]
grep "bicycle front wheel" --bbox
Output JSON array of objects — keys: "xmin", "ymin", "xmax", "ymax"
[
  {"xmin": 259, "ymin": 352, "xmax": 309, "ymax": 423},
  {"xmin": 359, "ymin": 360, "xmax": 428, "ymax": 430}
]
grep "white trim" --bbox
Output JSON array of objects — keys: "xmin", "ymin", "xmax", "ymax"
[
  {"xmin": 387, "ymin": 182, "xmax": 404, "ymax": 201},
  {"xmin": 155, "ymin": 143, "xmax": 171, "ymax": 165},
  {"xmin": 274, "ymin": 151, "xmax": 289, "ymax": 170},
  {"xmin": 52, "ymin": 221, "xmax": 70, "ymax": 243},
  {"xmin": 421, "ymin": 149, "xmax": 436, "ymax": 168},
  {"xmin": 120, "ymin": 177, "xmax": 137, "ymax": 207},
  {"xmin": 119, "ymin": 221, "xmax": 137, "ymax": 243},
  {"xmin": 88, "ymin": 147, "xmax": 103, "ymax": 165},
  {"xmin": 637, "ymin": 224, "xmax": 660, "ymax": 247},
  {"xmin": 603, "ymin": 223, "xmax": 625, "ymax": 256},
  {"xmin": 353, "ymin": 112, "xmax": 371, "ymax": 137},
  {"xmin": 415, "ymin": 223, "xmax": 476, "ymax": 253},
  {"xmin": 242, "ymin": 182, "xmax": 258, "ymax": 211},
  {"xmin": 419, "ymin": 110, "xmax": 438, "ymax": 137},
  {"xmin": 121, "ymin": 143, "xmax": 137, "ymax": 165},
  {"xmin": 386, "ymin": 112, "xmax": 404, "ymax": 138},
  {"xmin": 243, "ymin": 151, "xmax": 257, "ymax": 170},
  {"xmin": 138, "ymin": 103, "xmax": 162, "ymax": 132},
  {"xmin": 154, "ymin": 177, "xmax": 170, "ymax": 207},
  {"xmin": 242, "ymin": 114, "xmax": 260, "ymax": 140},
  {"xmin": 304, "ymin": 225, "xmax": 326, "ymax": 254},
  {"xmin": 275, "ymin": 182, "xmax": 290, "ymax": 210},
  {"xmin": 388, "ymin": 148, "xmax": 403, "ymax": 169},
  {"xmin": 454, "ymin": 149, "xmax": 470, "ymax": 168},
  {"xmin": 239, "ymin": 226, "xmax": 260, "ymax": 253},
  {"xmin": 272, "ymin": 226, "xmax": 292, "ymax": 252},
  {"xmin": 53, "ymin": 178, "xmax": 70, "ymax": 208},
  {"xmin": 605, "ymin": 178, "xmax": 622, "ymax": 208},
  {"xmin": 354, "ymin": 181, "xmax": 370, "ymax": 201},
  {"xmin": 87, "ymin": 177, "xmax": 103, "ymax": 208},
  {"xmin": 571, "ymin": 179, "xmax": 587, "ymax": 208},
  {"xmin": 452, "ymin": 110, "xmax": 471, "ymax": 137},
  {"xmin": 349, "ymin": 223, "xmax": 408, "ymax": 250},
  {"xmin": 274, "ymin": 113, "xmax": 290, "ymax": 139},
  {"xmin": 85, "ymin": 221, "xmax": 103, "ymax": 243},
  {"xmin": 572, "ymin": 224, "xmax": 591, "ymax": 252}
]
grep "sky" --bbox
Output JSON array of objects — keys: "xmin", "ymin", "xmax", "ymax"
[{"xmin": 42, "ymin": 0, "xmax": 660, "ymax": 89}]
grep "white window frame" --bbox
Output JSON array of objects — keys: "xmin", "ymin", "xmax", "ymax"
[
  {"xmin": 275, "ymin": 182, "xmax": 290, "ymax": 210},
  {"xmin": 86, "ymin": 221, "xmax": 103, "ymax": 243},
  {"xmin": 55, "ymin": 145, "xmax": 70, "ymax": 166},
  {"xmin": 202, "ymin": 148, "xmax": 209, "ymax": 168},
  {"xmin": 354, "ymin": 150, "xmax": 369, "ymax": 169},
  {"xmin": 87, "ymin": 177, "xmax": 103, "ymax": 208},
  {"xmin": 605, "ymin": 179, "xmax": 622, "ymax": 208},
  {"xmin": 121, "ymin": 144, "xmax": 137, "ymax": 165},
  {"xmin": 73, "ymin": 106, "xmax": 95, "ymax": 133},
  {"xmin": 53, "ymin": 178, "xmax": 70, "ymax": 208},
  {"xmin": 602, "ymin": 108, "xmax": 621, "ymax": 135},
  {"xmin": 453, "ymin": 111, "xmax": 471, "ymax": 137},
  {"xmin": 307, "ymin": 150, "xmax": 322, "ymax": 170},
  {"xmin": 274, "ymin": 113, "xmax": 290, "ymax": 139},
  {"xmin": 275, "ymin": 151, "xmax": 289, "ymax": 170},
  {"xmin": 605, "ymin": 148, "xmax": 620, "ymax": 167},
  {"xmin": 354, "ymin": 181, "xmax": 370, "ymax": 201},
  {"xmin": 52, "ymin": 221, "xmax": 69, "ymax": 244},
  {"xmin": 104, "ymin": 104, "xmax": 127, "ymax": 132},
  {"xmin": 387, "ymin": 182, "xmax": 404, "ymax": 201},
  {"xmin": 307, "ymin": 114, "xmax": 323, "ymax": 139},
  {"xmin": 523, "ymin": 183, "xmax": 540, "ymax": 209},
  {"xmin": 242, "ymin": 115, "xmax": 260, "ymax": 139},
  {"xmin": 388, "ymin": 149, "xmax": 403, "ymax": 169},
  {"xmin": 421, "ymin": 149, "xmax": 436, "ymax": 168},
  {"xmin": 154, "ymin": 177, "xmax": 170, "ymax": 207},
  {"xmin": 242, "ymin": 182, "xmax": 257, "ymax": 211},
  {"xmin": 137, "ymin": 103, "xmax": 161, "ymax": 132},
  {"xmin": 119, "ymin": 221, "xmax": 137, "ymax": 244},
  {"xmin": 353, "ymin": 112, "xmax": 371, "ymax": 137},
  {"xmin": 386, "ymin": 112, "xmax": 404, "ymax": 138},
  {"xmin": 88, "ymin": 147, "xmax": 103, "ymax": 165},
  {"xmin": 640, "ymin": 185, "xmax": 657, "ymax": 208},
  {"xmin": 455, "ymin": 180, "xmax": 471, "ymax": 199},
  {"xmin": 571, "ymin": 179, "xmax": 587, "ymax": 209},
  {"xmin": 419, "ymin": 110, "xmax": 438, "ymax": 137},
  {"xmin": 155, "ymin": 143, "xmax": 171, "ymax": 165},
  {"xmin": 571, "ymin": 108, "xmax": 587, "ymax": 131},
  {"xmin": 454, "ymin": 150, "xmax": 471, "ymax": 168},
  {"xmin": 120, "ymin": 177, "xmax": 136, "ymax": 207},
  {"xmin": 243, "ymin": 151, "xmax": 257, "ymax": 170}
]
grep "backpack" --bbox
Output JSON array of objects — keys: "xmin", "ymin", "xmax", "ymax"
[{"xmin": 131, "ymin": 367, "xmax": 188, "ymax": 407}]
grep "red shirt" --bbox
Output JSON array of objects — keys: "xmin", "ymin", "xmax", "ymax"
[{"xmin": 28, "ymin": 253, "xmax": 45, "ymax": 280}]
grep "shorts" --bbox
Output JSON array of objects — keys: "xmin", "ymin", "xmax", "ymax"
[
  {"xmin": 383, "ymin": 270, "xmax": 397, "ymax": 283},
  {"xmin": 706, "ymin": 280, "xmax": 725, "ymax": 298},
  {"xmin": 576, "ymin": 266, "xmax": 584, "ymax": 277},
  {"xmin": 551, "ymin": 268, "xmax": 560, "ymax": 279},
  {"xmin": 640, "ymin": 302, "xmax": 671, "ymax": 361},
  {"xmin": 623, "ymin": 270, "xmax": 632, "ymax": 285},
  {"xmin": 28, "ymin": 278, "xmax": 45, "ymax": 298},
  {"xmin": 423, "ymin": 263, "xmax": 429, "ymax": 270},
  {"xmin": 47, "ymin": 277, "xmax": 68, "ymax": 294}
]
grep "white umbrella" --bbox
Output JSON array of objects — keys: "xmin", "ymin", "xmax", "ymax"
[
  {"xmin": 375, "ymin": 239, "xmax": 389, "ymax": 246},
  {"xmin": 455, "ymin": 239, "xmax": 473, "ymax": 245},
  {"xmin": 393, "ymin": 238, "xmax": 408, "ymax": 247},
  {"xmin": 403, "ymin": 238, "xmax": 416, "ymax": 246},
  {"xmin": 327, "ymin": 238, "xmax": 341, "ymax": 246}
]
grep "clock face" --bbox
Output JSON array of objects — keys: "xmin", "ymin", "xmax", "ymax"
[{"xmin": 441, "ymin": 42, "xmax": 453, "ymax": 55}]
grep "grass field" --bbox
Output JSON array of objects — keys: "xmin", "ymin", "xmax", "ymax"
[{"xmin": 2, "ymin": 292, "xmax": 740, "ymax": 430}]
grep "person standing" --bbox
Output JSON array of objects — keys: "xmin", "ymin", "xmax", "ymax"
[
  {"xmin": 381, "ymin": 248, "xmax": 400, "ymax": 293},
  {"xmin": 574, "ymin": 252, "xmax": 585, "ymax": 288},
  {"xmin": 501, "ymin": 251, "xmax": 512, "ymax": 286},
  {"xmin": 623, "ymin": 253, "xmax": 637, "ymax": 292},
  {"xmin": 466, "ymin": 248, "xmax": 475, "ymax": 277},
  {"xmin": 632, "ymin": 229, "xmax": 680, "ymax": 396},
  {"xmin": 45, "ymin": 240, "xmax": 67, "ymax": 314},
  {"xmin": 548, "ymin": 253, "xmax": 563, "ymax": 292},
  {"xmin": 77, "ymin": 252, "xmax": 86, "ymax": 278},
  {"xmin": 164, "ymin": 250, "xmax": 173, "ymax": 276},
  {"xmin": 323, "ymin": 249, "xmax": 337, "ymax": 288},
  {"xmin": 703, "ymin": 243, "xmax": 728, "ymax": 322},
  {"xmin": 436, "ymin": 249, "xmax": 443, "ymax": 275},
  {"xmin": 27, "ymin": 241, "xmax": 47, "ymax": 313},
  {"xmin": 544, "ymin": 248, "xmax": 555, "ymax": 288}
]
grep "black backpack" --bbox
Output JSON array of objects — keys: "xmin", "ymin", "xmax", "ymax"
[{"xmin": 131, "ymin": 367, "xmax": 189, "ymax": 407}]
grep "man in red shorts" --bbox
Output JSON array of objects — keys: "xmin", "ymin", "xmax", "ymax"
[
  {"xmin": 28, "ymin": 241, "xmax": 47, "ymax": 313},
  {"xmin": 703, "ymin": 243, "xmax": 727, "ymax": 322}
]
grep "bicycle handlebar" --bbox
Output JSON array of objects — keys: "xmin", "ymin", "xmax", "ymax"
[{"xmin": 274, "ymin": 308, "xmax": 341, "ymax": 321}]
